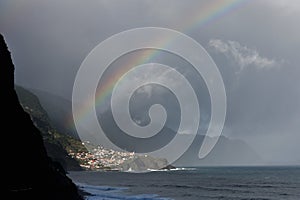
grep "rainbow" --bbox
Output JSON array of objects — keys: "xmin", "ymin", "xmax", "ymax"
[{"xmin": 68, "ymin": 0, "xmax": 249, "ymax": 128}]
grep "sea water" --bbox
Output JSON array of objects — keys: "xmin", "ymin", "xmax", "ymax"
[{"xmin": 69, "ymin": 166, "xmax": 300, "ymax": 200}]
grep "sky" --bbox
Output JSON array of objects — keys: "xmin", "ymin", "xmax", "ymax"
[{"xmin": 1, "ymin": 0, "xmax": 300, "ymax": 164}]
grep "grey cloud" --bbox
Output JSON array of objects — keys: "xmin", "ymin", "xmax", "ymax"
[
  {"xmin": 1, "ymin": 0, "xmax": 300, "ymax": 164},
  {"xmin": 209, "ymin": 39, "xmax": 277, "ymax": 72}
]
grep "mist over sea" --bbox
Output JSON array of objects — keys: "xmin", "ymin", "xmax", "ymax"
[{"xmin": 69, "ymin": 166, "xmax": 300, "ymax": 200}]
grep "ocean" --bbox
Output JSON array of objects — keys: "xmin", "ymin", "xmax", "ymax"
[{"xmin": 68, "ymin": 166, "xmax": 300, "ymax": 200}]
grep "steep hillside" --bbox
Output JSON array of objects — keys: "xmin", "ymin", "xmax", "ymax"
[
  {"xmin": 15, "ymin": 85, "xmax": 86, "ymax": 170},
  {"xmin": 30, "ymin": 88, "xmax": 78, "ymax": 138}
]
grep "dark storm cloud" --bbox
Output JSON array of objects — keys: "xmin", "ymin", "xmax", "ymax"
[{"xmin": 1, "ymin": 0, "xmax": 299, "ymax": 163}]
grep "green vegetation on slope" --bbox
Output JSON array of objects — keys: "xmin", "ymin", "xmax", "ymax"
[{"xmin": 15, "ymin": 85, "xmax": 87, "ymax": 170}]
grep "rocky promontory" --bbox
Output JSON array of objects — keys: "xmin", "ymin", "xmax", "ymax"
[{"xmin": 120, "ymin": 155, "xmax": 175, "ymax": 172}]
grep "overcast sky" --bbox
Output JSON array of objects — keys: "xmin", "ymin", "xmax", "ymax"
[{"xmin": 1, "ymin": 0, "xmax": 299, "ymax": 163}]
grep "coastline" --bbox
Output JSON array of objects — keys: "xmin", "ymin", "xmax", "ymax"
[
  {"xmin": 68, "ymin": 166, "xmax": 300, "ymax": 200},
  {"xmin": 68, "ymin": 168, "xmax": 192, "ymax": 200},
  {"xmin": 75, "ymin": 182, "xmax": 172, "ymax": 200}
]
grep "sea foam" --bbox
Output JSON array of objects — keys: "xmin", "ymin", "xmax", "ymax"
[{"xmin": 76, "ymin": 183, "xmax": 172, "ymax": 200}]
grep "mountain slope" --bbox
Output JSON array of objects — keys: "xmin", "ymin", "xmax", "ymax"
[
  {"xmin": 29, "ymin": 88, "xmax": 78, "ymax": 138},
  {"xmin": 15, "ymin": 85, "xmax": 86, "ymax": 170},
  {"xmin": 174, "ymin": 135, "xmax": 262, "ymax": 166}
]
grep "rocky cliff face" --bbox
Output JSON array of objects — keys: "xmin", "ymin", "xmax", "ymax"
[{"xmin": 1, "ymin": 34, "xmax": 83, "ymax": 199}]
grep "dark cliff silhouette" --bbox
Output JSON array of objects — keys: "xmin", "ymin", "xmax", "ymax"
[
  {"xmin": 1, "ymin": 34, "xmax": 83, "ymax": 199},
  {"xmin": 15, "ymin": 85, "xmax": 83, "ymax": 171}
]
